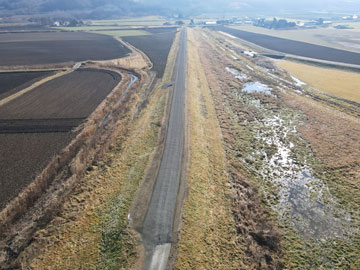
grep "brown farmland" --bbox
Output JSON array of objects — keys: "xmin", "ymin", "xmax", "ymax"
[
  {"xmin": 0, "ymin": 69, "xmax": 121, "ymax": 119},
  {"xmin": 0, "ymin": 71, "xmax": 53, "ymax": 99},
  {"xmin": 0, "ymin": 68, "xmax": 121, "ymax": 209},
  {"xmin": 216, "ymin": 26, "xmax": 360, "ymax": 65},
  {"xmin": 0, "ymin": 133, "xmax": 73, "ymax": 209},
  {"xmin": 123, "ymin": 30, "xmax": 177, "ymax": 77},
  {"xmin": 0, "ymin": 32, "xmax": 131, "ymax": 67}
]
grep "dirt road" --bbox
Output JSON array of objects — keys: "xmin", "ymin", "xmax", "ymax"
[{"xmin": 142, "ymin": 27, "xmax": 187, "ymax": 270}]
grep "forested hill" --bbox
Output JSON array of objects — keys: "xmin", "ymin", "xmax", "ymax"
[{"xmin": 0, "ymin": 0, "xmax": 155, "ymax": 18}]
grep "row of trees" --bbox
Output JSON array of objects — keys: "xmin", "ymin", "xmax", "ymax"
[{"xmin": 254, "ymin": 18, "xmax": 296, "ymax": 29}]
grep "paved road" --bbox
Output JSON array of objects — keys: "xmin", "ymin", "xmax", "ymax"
[{"xmin": 142, "ymin": 27, "xmax": 187, "ymax": 270}]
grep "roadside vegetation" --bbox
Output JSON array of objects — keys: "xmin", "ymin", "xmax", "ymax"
[{"xmin": 175, "ymin": 28, "xmax": 243, "ymax": 269}]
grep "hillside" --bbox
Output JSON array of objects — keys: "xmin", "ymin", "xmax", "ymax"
[{"xmin": 0, "ymin": 0, "xmax": 146, "ymax": 18}]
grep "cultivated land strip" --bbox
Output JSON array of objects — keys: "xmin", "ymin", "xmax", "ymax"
[
  {"xmin": 0, "ymin": 69, "xmax": 71, "ymax": 107},
  {"xmin": 217, "ymin": 26, "xmax": 360, "ymax": 67},
  {"xmin": 142, "ymin": 27, "xmax": 186, "ymax": 270}
]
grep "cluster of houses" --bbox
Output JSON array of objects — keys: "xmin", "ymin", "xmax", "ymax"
[{"xmin": 52, "ymin": 19, "xmax": 85, "ymax": 27}]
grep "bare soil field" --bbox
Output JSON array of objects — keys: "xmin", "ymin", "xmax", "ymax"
[
  {"xmin": 0, "ymin": 23, "xmax": 48, "ymax": 31},
  {"xmin": 0, "ymin": 69, "xmax": 121, "ymax": 119},
  {"xmin": 123, "ymin": 30, "xmax": 177, "ymax": 77},
  {"xmin": 143, "ymin": 27, "xmax": 178, "ymax": 34},
  {"xmin": 0, "ymin": 68, "xmax": 121, "ymax": 210},
  {"xmin": 0, "ymin": 132, "xmax": 74, "ymax": 209},
  {"xmin": 230, "ymin": 25, "xmax": 360, "ymax": 53},
  {"xmin": 216, "ymin": 26, "xmax": 360, "ymax": 65},
  {"xmin": 0, "ymin": 71, "xmax": 53, "ymax": 98},
  {"xmin": 0, "ymin": 32, "xmax": 131, "ymax": 67}
]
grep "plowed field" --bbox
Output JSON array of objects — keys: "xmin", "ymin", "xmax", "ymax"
[
  {"xmin": 217, "ymin": 26, "xmax": 360, "ymax": 65},
  {"xmin": 0, "ymin": 69, "xmax": 121, "ymax": 119},
  {"xmin": 0, "ymin": 31, "xmax": 131, "ymax": 67},
  {"xmin": 123, "ymin": 30, "xmax": 177, "ymax": 77},
  {"xmin": 0, "ymin": 71, "xmax": 53, "ymax": 99},
  {"xmin": 0, "ymin": 68, "xmax": 121, "ymax": 209}
]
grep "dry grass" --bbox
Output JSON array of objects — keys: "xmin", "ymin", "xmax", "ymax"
[
  {"xmin": 175, "ymin": 28, "xmax": 241, "ymax": 270},
  {"xmin": 194, "ymin": 28, "xmax": 283, "ymax": 270},
  {"xmin": 280, "ymin": 91, "xmax": 360, "ymax": 188},
  {"xmin": 277, "ymin": 60, "xmax": 360, "ymax": 103},
  {"xmin": 94, "ymin": 37, "xmax": 152, "ymax": 71},
  {"xmin": 94, "ymin": 30, "xmax": 150, "ymax": 37}
]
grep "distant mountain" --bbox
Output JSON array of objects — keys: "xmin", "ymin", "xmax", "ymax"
[
  {"xmin": 0, "ymin": 0, "xmax": 150, "ymax": 18},
  {"xmin": 0, "ymin": 0, "xmax": 359, "ymax": 19}
]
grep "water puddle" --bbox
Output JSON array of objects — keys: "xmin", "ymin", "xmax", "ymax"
[
  {"xmin": 253, "ymin": 113, "xmax": 352, "ymax": 239},
  {"xmin": 225, "ymin": 67, "xmax": 248, "ymax": 81},
  {"xmin": 291, "ymin": 75, "xmax": 306, "ymax": 86},
  {"xmin": 243, "ymin": 82, "xmax": 272, "ymax": 95},
  {"xmin": 218, "ymin": 31, "xmax": 237, "ymax": 39}
]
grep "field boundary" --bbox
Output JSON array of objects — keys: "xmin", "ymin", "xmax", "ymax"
[{"xmin": 0, "ymin": 69, "xmax": 72, "ymax": 107}]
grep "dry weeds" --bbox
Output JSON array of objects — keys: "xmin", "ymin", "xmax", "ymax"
[
  {"xmin": 277, "ymin": 60, "xmax": 360, "ymax": 103},
  {"xmin": 175, "ymin": 28, "xmax": 241, "ymax": 270},
  {"xmin": 175, "ymin": 28, "xmax": 282, "ymax": 270},
  {"xmin": 280, "ymin": 90, "xmax": 360, "ymax": 198}
]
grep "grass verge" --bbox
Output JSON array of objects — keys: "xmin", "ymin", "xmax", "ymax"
[{"xmin": 175, "ymin": 27, "xmax": 244, "ymax": 270}]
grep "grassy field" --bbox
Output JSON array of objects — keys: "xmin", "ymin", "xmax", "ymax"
[
  {"xmin": 54, "ymin": 25, "xmax": 131, "ymax": 31},
  {"xmin": 175, "ymin": 27, "xmax": 242, "ymax": 270},
  {"xmin": 277, "ymin": 60, "xmax": 360, "ymax": 103},
  {"xmin": 85, "ymin": 17, "xmax": 190, "ymax": 27},
  {"xmin": 54, "ymin": 26, "xmax": 150, "ymax": 37},
  {"xmin": 230, "ymin": 25, "xmax": 360, "ymax": 53},
  {"xmin": 88, "ymin": 16, "xmax": 166, "ymax": 26},
  {"xmin": 95, "ymin": 29, "xmax": 150, "ymax": 37}
]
